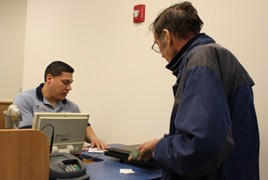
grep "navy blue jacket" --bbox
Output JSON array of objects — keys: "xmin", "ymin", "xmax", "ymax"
[{"xmin": 154, "ymin": 34, "xmax": 259, "ymax": 180}]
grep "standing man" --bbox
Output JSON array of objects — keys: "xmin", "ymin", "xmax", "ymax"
[
  {"xmin": 129, "ymin": 2, "xmax": 259, "ymax": 179},
  {"xmin": 14, "ymin": 61, "xmax": 108, "ymax": 150}
]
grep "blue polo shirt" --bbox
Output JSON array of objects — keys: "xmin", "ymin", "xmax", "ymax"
[{"xmin": 13, "ymin": 83, "xmax": 81, "ymax": 128}]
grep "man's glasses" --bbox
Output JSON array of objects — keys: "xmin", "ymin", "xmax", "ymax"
[{"xmin": 151, "ymin": 42, "xmax": 161, "ymax": 53}]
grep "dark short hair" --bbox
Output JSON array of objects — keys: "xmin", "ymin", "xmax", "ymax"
[
  {"xmin": 44, "ymin": 61, "xmax": 74, "ymax": 81},
  {"xmin": 150, "ymin": 1, "xmax": 203, "ymax": 39}
]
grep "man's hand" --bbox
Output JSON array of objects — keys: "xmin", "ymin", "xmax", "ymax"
[
  {"xmin": 128, "ymin": 139, "xmax": 159, "ymax": 161},
  {"xmin": 90, "ymin": 137, "xmax": 109, "ymax": 150},
  {"xmin": 86, "ymin": 126, "xmax": 108, "ymax": 150}
]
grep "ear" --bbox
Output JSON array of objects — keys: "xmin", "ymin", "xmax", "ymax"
[
  {"xmin": 162, "ymin": 29, "xmax": 172, "ymax": 45},
  {"xmin": 46, "ymin": 74, "xmax": 53, "ymax": 83}
]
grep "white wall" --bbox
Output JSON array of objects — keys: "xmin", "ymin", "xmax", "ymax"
[
  {"xmin": 0, "ymin": 0, "xmax": 27, "ymax": 100},
  {"xmin": 9, "ymin": 0, "xmax": 268, "ymax": 179},
  {"xmin": 23, "ymin": 0, "xmax": 176, "ymax": 143}
]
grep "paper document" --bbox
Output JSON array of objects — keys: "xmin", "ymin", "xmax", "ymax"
[
  {"xmin": 88, "ymin": 147, "xmax": 106, "ymax": 153},
  {"xmin": 120, "ymin": 169, "xmax": 135, "ymax": 174}
]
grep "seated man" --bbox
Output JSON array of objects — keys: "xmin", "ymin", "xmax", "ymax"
[{"xmin": 14, "ymin": 61, "xmax": 108, "ymax": 150}]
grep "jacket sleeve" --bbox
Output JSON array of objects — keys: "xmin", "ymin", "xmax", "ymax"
[{"xmin": 154, "ymin": 66, "xmax": 234, "ymax": 177}]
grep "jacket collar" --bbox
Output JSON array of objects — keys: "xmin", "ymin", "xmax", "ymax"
[{"xmin": 166, "ymin": 33, "xmax": 215, "ymax": 76}]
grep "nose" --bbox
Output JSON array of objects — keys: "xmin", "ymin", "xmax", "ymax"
[{"xmin": 66, "ymin": 84, "xmax": 72, "ymax": 91}]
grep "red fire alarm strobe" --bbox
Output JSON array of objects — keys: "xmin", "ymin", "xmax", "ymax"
[{"xmin": 133, "ymin": 4, "xmax": 145, "ymax": 23}]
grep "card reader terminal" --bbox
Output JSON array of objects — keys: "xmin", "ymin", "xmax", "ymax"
[{"xmin": 49, "ymin": 153, "xmax": 89, "ymax": 180}]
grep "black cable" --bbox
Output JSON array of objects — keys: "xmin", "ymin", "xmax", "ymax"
[{"xmin": 41, "ymin": 124, "xmax": 54, "ymax": 153}]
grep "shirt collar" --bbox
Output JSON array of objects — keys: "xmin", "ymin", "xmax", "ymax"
[{"xmin": 36, "ymin": 83, "xmax": 67, "ymax": 104}]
